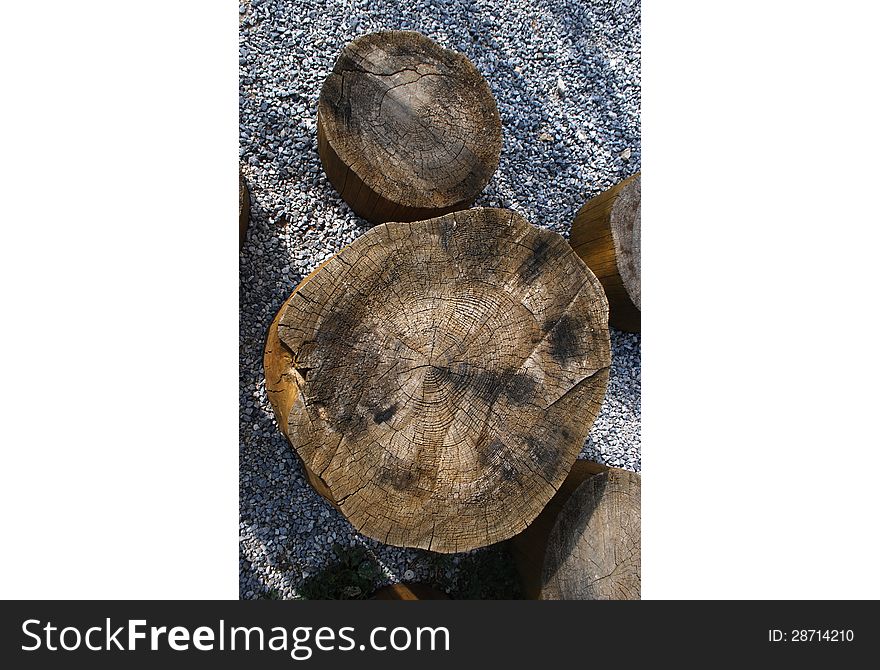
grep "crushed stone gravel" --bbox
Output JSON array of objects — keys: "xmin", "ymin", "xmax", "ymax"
[{"xmin": 239, "ymin": 0, "xmax": 640, "ymax": 599}]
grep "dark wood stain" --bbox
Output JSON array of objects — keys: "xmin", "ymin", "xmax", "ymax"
[
  {"xmin": 517, "ymin": 238, "xmax": 552, "ymax": 284},
  {"xmin": 373, "ymin": 404, "xmax": 397, "ymax": 424},
  {"xmin": 548, "ymin": 314, "xmax": 586, "ymax": 363},
  {"xmin": 525, "ymin": 434, "xmax": 563, "ymax": 482}
]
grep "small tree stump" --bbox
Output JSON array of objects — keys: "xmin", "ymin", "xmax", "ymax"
[
  {"xmin": 317, "ymin": 31, "xmax": 502, "ymax": 224},
  {"xmin": 509, "ymin": 460, "xmax": 607, "ymax": 598},
  {"xmin": 569, "ymin": 173, "xmax": 640, "ymax": 332},
  {"xmin": 264, "ymin": 208, "xmax": 611, "ymax": 553},
  {"xmin": 511, "ymin": 464, "xmax": 640, "ymax": 600},
  {"xmin": 239, "ymin": 171, "xmax": 250, "ymax": 249}
]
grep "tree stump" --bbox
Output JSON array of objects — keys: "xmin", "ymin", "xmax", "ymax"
[
  {"xmin": 239, "ymin": 170, "xmax": 250, "ymax": 249},
  {"xmin": 569, "ymin": 173, "xmax": 640, "ymax": 332},
  {"xmin": 372, "ymin": 583, "xmax": 449, "ymax": 600},
  {"xmin": 511, "ymin": 464, "xmax": 640, "ymax": 600},
  {"xmin": 509, "ymin": 460, "xmax": 607, "ymax": 598},
  {"xmin": 264, "ymin": 208, "xmax": 611, "ymax": 553},
  {"xmin": 317, "ymin": 31, "xmax": 502, "ymax": 224}
]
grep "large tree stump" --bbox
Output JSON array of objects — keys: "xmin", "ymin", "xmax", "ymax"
[
  {"xmin": 317, "ymin": 31, "xmax": 502, "ymax": 224},
  {"xmin": 264, "ymin": 208, "xmax": 610, "ymax": 553},
  {"xmin": 239, "ymin": 170, "xmax": 250, "ymax": 249},
  {"xmin": 569, "ymin": 173, "xmax": 640, "ymax": 332},
  {"xmin": 511, "ymin": 464, "xmax": 640, "ymax": 600}
]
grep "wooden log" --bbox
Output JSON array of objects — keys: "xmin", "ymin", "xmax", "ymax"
[
  {"xmin": 511, "ymin": 464, "xmax": 640, "ymax": 600},
  {"xmin": 317, "ymin": 31, "xmax": 502, "ymax": 224},
  {"xmin": 239, "ymin": 170, "xmax": 250, "ymax": 249},
  {"xmin": 264, "ymin": 208, "xmax": 611, "ymax": 553},
  {"xmin": 509, "ymin": 460, "xmax": 608, "ymax": 599},
  {"xmin": 569, "ymin": 173, "xmax": 640, "ymax": 332},
  {"xmin": 372, "ymin": 583, "xmax": 449, "ymax": 600}
]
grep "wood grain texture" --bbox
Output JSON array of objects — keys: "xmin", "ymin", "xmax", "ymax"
[
  {"xmin": 372, "ymin": 583, "xmax": 449, "ymax": 600},
  {"xmin": 317, "ymin": 31, "xmax": 502, "ymax": 223},
  {"xmin": 239, "ymin": 171, "xmax": 250, "ymax": 249},
  {"xmin": 264, "ymin": 208, "xmax": 611, "ymax": 553},
  {"xmin": 569, "ymin": 173, "xmax": 640, "ymax": 332},
  {"xmin": 541, "ymin": 468, "xmax": 640, "ymax": 600}
]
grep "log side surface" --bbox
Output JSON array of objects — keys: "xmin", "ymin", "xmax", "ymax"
[
  {"xmin": 265, "ymin": 208, "xmax": 611, "ymax": 553},
  {"xmin": 569, "ymin": 173, "xmax": 640, "ymax": 332},
  {"xmin": 317, "ymin": 31, "xmax": 502, "ymax": 223}
]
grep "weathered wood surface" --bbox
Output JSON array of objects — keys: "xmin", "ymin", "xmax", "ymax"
[
  {"xmin": 264, "ymin": 258, "xmax": 337, "ymax": 502},
  {"xmin": 317, "ymin": 31, "xmax": 502, "ymax": 224},
  {"xmin": 239, "ymin": 171, "xmax": 250, "ymax": 249},
  {"xmin": 264, "ymin": 208, "xmax": 610, "ymax": 553},
  {"xmin": 509, "ymin": 459, "xmax": 608, "ymax": 599},
  {"xmin": 512, "ymin": 465, "xmax": 640, "ymax": 600},
  {"xmin": 569, "ymin": 173, "xmax": 640, "ymax": 332},
  {"xmin": 372, "ymin": 583, "xmax": 449, "ymax": 600}
]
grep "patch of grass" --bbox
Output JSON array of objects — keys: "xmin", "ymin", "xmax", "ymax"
[
  {"xmin": 422, "ymin": 549, "xmax": 455, "ymax": 584},
  {"xmin": 298, "ymin": 544, "xmax": 381, "ymax": 600}
]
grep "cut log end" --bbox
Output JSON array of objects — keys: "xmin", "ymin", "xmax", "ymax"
[
  {"xmin": 509, "ymin": 460, "xmax": 608, "ymax": 598},
  {"xmin": 570, "ymin": 173, "xmax": 641, "ymax": 332},
  {"xmin": 541, "ymin": 468, "xmax": 641, "ymax": 600},
  {"xmin": 317, "ymin": 31, "xmax": 502, "ymax": 224},
  {"xmin": 264, "ymin": 208, "xmax": 611, "ymax": 553}
]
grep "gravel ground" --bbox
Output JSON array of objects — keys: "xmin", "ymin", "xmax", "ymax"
[{"xmin": 239, "ymin": 0, "xmax": 640, "ymax": 599}]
